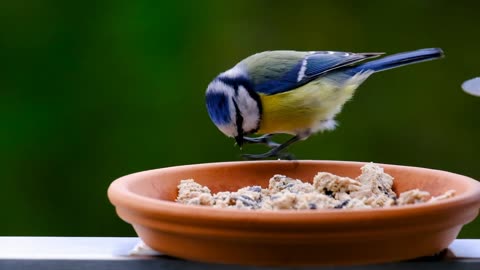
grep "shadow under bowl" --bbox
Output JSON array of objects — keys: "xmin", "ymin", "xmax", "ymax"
[{"xmin": 108, "ymin": 160, "xmax": 480, "ymax": 266}]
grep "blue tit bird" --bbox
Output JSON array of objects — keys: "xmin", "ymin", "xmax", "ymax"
[{"xmin": 205, "ymin": 48, "xmax": 444, "ymax": 159}]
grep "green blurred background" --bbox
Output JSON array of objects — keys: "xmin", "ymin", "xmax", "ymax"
[{"xmin": 1, "ymin": 0, "xmax": 479, "ymax": 237}]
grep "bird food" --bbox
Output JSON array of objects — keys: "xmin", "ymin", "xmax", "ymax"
[{"xmin": 176, "ymin": 163, "xmax": 455, "ymax": 210}]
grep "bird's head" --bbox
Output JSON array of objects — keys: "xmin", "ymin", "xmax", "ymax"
[{"xmin": 205, "ymin": 66, "xmax": 262, "ymax": 147}]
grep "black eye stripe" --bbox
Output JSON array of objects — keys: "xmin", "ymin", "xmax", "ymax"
[
  {"xmin": 219, "ymin": 76, "xmax": 262, "ymax": 105},
  {"xmin": 232, "ymin": 99, "xmax": 244, "ymax": 138},
  {"xmin": 218, "ymin": 75, "xmax": 262, "ymax": 133}
]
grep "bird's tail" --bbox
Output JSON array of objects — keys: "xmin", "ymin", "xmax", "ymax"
[{"xmin": 348, "ymin": 48, "xmax": 444, "ymax": 74}]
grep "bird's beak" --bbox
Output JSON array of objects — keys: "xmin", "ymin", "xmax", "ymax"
[{"xmin": 235, "ymin": 135, "xmax": 244, "ymax": 148}]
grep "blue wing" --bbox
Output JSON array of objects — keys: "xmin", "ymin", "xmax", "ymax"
[{"xmin": 245, "ymin": 51, "xmax": 383, "ymax": 95}]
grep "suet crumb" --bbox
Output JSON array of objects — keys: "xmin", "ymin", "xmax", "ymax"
[{"xmin": 176, "ymin": 163, "xmax": 455, "ymax": 210}]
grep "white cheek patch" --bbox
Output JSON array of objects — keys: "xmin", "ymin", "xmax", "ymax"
[{"xmin": 236, "ymin": 86, "xmax": 260, "ymax": 133}]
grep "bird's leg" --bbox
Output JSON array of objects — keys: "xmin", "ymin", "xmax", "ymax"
[
  {"xmin": 242, "ymin": 134, "xmax": 280, "ymax": 148},
  {"xmin": 242, "ymin": 136, "xmax": 300, "ymax": 160}
]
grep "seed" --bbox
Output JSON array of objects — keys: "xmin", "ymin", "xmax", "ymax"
[
  {"xmin": 334, "ymin": 200, "xmax": 350, "ymax": 209},
  {"xmin": 248, "ymin": 186, "xmax": 262, "ymax": 192}
]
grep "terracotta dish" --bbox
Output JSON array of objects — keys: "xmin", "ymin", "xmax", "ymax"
[{"xmin": 108, "ymin": 161, "xmax": 480, "ymax": 266}]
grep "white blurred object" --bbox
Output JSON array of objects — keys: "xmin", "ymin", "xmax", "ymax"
[
  {"xmin": 462, "ymin": 77, "xmax": 480, "ymax": 96},
  {"xmin": 129, "ymin": 240, "xmax": 162, "ymax": 256}
]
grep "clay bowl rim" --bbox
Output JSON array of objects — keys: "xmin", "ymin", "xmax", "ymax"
[{"xmin": 108, "ymin": 160, "xmax": 480, "ymax": 226}]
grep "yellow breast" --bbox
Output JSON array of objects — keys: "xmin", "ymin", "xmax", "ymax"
[{"xmin": 257, "ymin": 76, "xmax": 366, "ymax": 135}]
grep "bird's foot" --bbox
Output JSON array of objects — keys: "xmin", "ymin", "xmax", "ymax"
[
  {"xmin": 242, "ymin": 134, "xmax": 280, "ymax": 148},
  {"xmin": 241, "ymin": 135, "xmax": 300, "ymax": 160}
]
